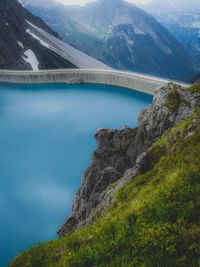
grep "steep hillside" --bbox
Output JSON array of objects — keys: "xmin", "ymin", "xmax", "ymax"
[
  {"xmin": 141, "ymin": 0, "xmax": 200, "ymax": 68},
  {"xmin": 23, "ymin": 0, "xmax": 198, "ymax": 82},
  {"xmin": 0, "ymin": 0, "xmax": 75, "ymax": 70},
  {"xmin": 10, "ymin": 83, "xmax": 200, "ymax": 266},
  {"xmin": 0, "ymin": 0, "xmax": 109, "ymax": 70},
  {"xmin": 141, "ymin": 0, "xmax": 200, "ymax": 13},
  {"xmin": 59, "ymin": 82, "xmax": 200, "ymax": 235}
]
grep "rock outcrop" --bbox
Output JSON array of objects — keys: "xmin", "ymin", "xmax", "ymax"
[{"xmin": 58, "ymin": 83, "xmax": 200, "ymax": 236}]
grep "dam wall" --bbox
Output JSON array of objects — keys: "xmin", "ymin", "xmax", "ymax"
[{"xmin": 0, "ymin": 69, "xmax": 191, "ymax": 95}]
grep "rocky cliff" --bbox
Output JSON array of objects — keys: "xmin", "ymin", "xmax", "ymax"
[
  {"xmin": 11, "ymin": 81, "xmax": 200, "ymax": 267},
  {"xmin": 58, "ymin": 82, "xmax": 200, "ymax": 236}
]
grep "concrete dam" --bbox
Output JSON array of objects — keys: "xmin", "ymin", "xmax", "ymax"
[{"xmin": 0, "ymin": 69, "xmax": 191, "ymax": 95}]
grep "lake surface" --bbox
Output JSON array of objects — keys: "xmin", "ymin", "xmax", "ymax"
[{"xmin": 0, "ymin": 83, "xmax": 152, "ymax": 266}]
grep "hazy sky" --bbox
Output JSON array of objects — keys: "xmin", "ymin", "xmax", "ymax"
[{"xmin": 55, "ymin": 0, "xmax": 151, "ymax": 6}]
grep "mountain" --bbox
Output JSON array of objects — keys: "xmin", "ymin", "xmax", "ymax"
[
  {"xmin": 0, "ymin": 0, "xmax": 109, "ymax": 71},
  {"xmin": 0, "ymin": 0, "xmax": 76, "ymax": 70},
  {"xmin": 141, "ymin": 0, "xmax": 200, "ymax": 68},
  {"xmin": 22, "ymin": 0, "xmax": 198, "ymax": 82},
  {"xmin": 141, "ymin": 0, "xmax": 200, "ymax": 13}
]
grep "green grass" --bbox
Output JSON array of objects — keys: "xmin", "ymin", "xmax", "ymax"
[
  {"xmin": 10, "ymin": 105, "xmax": 200, "ymax": 267},
  {"xmin": 188, "ymin": 80, "xmax": 200, "ymax": 94},
  {"xmin": 165, "ymin": 88, "xmax": 181, "ymax": 113}
]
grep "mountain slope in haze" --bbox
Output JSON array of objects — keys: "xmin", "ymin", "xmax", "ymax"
[
  {"xmin": 141, "ymin": 0, "xmax": 200, "ymax": 13},
  {"xmin": 141, "ymin": 0, "xmax": 200, "ymax": 68},
  {"xmin": 23, "ymin": 0, "xmax": 198, "ymax": 82},
  {"xmin": 0, "ymin": 0, "xmax": 109, "ymax": 71},
  {"xmin": 0, "ymin": 0, "xmax": 76, "ymax": 70}
]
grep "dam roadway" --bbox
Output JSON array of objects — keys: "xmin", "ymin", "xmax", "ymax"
[{"xmin": 0, "ymin": 69, "xmax": 191, "ymax": 95}]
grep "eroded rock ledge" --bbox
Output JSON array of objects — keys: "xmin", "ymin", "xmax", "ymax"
[{"xmin": 58, "ymin": 83, "xmax": 200, "ymax": 237}]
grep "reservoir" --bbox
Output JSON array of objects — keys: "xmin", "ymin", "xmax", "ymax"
[{"xmin": 0, "ymin": 83, "xmax": 152, "ymax": 266}]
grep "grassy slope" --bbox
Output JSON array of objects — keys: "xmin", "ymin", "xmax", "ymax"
[{"xmin": 10, "ymin": 89, "xmax": 200, "ymax": 267}]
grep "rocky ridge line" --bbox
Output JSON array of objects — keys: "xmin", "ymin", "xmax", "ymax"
[{"xmin": 58, "ymin": 82, "xmax": 200, "ymax": 236}]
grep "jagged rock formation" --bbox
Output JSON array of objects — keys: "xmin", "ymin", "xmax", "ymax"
[{"xmin": 58, "ymin": 83, "xmax": 200, "ymax": 236}]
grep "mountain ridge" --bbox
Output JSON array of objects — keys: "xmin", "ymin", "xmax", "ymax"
[
  {"xmin": 22, "ymin": 0, "xmax": 199, "ymax": 82},
  {"xmin": 140, "ymin": 0, "xmax": 200, "ymax": 69}
]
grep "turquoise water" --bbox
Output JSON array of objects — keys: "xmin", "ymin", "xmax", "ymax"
[{"xmin": 0, "ymin": 83, "xmax": 152, "ymax": 266}]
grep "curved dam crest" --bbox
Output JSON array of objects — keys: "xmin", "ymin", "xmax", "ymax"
[{"xmin": 0, "ymin": 69, "xmax": 191, "ymax": 95}]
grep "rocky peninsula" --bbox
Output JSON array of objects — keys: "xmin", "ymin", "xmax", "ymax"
[
  {"xmin": 58, "ymin": 82, "xmax": 200, "ymax": 236},
  {"xmin": 11, "ymin": 81, "xmax": 200, "ymax": 267}
]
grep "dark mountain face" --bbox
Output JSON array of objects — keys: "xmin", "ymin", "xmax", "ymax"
[
  {"xmin": 0, "ymin": 0, "xmax": 75, "ymax": 70},
  {"xmin": 23, "ymin": 0, "xmax": 198, "ymax": 82}
]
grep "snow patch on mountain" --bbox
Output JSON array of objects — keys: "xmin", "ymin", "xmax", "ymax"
[
  {"xmin": 25, "ymin": 21, "xmax": 111, "ymax": 70},
  {"xmin": 26, "ymin": 28, "xmax": 53, "ymax": 49},
  {"xmin": 17, "ymin": 0, "xmax": 25, "ymax": 7},
  {"xmin": 134, "ymin": 26, "xmax": 145, "ymax": 35},
  {"xmin": 17, "ymin": 41, "xmax": 24, "ymax": 49},
  {"xmin": 23, "ymin": 49, "xmax": 39, "ymax": 71}
]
